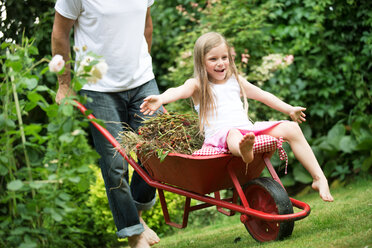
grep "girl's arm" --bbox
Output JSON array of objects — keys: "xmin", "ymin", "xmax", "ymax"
[
  {"xmin": 140, "ymin": 78, "xmax": 198, "ymax": 115},
  {"xmin": 239, "ymin": 76, "xmax": 306, "ymax": 123}
]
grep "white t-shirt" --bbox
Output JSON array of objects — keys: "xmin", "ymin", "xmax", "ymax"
[{"xmin": 55, "ymin": 0, "xmax": 155, "ymax": 92}]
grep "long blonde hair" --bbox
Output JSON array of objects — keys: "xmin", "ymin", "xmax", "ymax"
[{"xmin": 193, "ymin": 32, "xmax": 248, "ymax": 132}]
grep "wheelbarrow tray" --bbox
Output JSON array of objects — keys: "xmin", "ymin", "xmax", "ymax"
[{"xmin": 140, "ymin": 152, "xmax": 270, "ymax": 195}]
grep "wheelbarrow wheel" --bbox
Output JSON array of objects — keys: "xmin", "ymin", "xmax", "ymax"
[{"xmin": 241, "ymin": 177, "xmax": 294, "ymax": 242}]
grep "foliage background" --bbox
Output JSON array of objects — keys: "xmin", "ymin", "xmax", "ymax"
[{"xmin": 1, "ymin": 0, "xmax": 371, "ymax": 247}]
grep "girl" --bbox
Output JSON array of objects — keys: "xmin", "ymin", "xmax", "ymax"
[{"xmin": 140, "ymin": 32, "xmax": 333, "ymax": 202}]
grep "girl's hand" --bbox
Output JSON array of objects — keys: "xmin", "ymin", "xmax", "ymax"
[
  {"xmin": 289, "ymin": 106, "xmax": 306, "ymax": 123},
  {"xmin": 140, "ymin": 95, "xmax": 162, "ymax": 115}
]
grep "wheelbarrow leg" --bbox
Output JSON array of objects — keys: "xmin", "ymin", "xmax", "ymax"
[
  {"xmin": 158, "ymin": 189, "xmax": 190, "ymax": 228},
  {"xmin": 263, "ymin": 154, "xmax": 284, "ymax": 188},
  {"xmin": 226, "ymin": 163, "xmax": 250, "ymax": 209},
  {"xmin": 214, "ymin": 191, "xmax": 236, "ymax": 216}
]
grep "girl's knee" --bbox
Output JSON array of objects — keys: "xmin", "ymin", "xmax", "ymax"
[
  {"xmin": 227, "ymin": 128, "xmax": 241, "ymax": 137},
  {"xmin": 285, "ymin": 121, "xmax": 303, "ymax": 138},
  {"xmin": 288, "ymin": 121, "xmax": 301, "ymax": 131},
  {"xmin": 278, "ymin": 121, "xmax": 302, "ymax": 138}
]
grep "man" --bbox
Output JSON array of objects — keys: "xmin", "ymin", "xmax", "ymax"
[{"xmin": 51, "ymin": 1, "xmax": 160, "ymax": 247}]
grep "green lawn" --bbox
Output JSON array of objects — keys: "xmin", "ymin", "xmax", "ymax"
[{"xmin": 123, "ymin": 178, "xmax": 372, "ymax": 248}]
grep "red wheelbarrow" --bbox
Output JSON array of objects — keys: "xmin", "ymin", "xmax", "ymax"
[{"xmin": 75, "ymin": 101, "xmax": 311, "ymax": 242}]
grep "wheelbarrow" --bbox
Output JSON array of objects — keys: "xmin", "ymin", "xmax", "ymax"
[{"xmin": 75, "ymin": 101, "xmax": 311, "ymax": 242}]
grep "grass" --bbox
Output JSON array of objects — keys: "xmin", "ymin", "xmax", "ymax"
[{"xmin": 123, "ymin": 178, "xmax": 372, "ymax": 248}]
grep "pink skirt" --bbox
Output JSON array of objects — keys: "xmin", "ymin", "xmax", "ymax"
[{"xmin": 203, "ymin": 121, "xmax": 286, "ymax": 153}]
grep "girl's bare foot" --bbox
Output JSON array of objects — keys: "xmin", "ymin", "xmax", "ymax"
[
  {"xmin": 140, "ymin": 217, "xmax": 160, "ymax": 245},
  {"xmin": 128, "ymin": 233, "xmax": 151, "ymax": 248},
  {"xmin": 239, "ymin": 132, "xmax": 255, "ymax": 164},
  {"xmin": 312, "ymin": 177, "xmax": 334, "ymax": 202}
]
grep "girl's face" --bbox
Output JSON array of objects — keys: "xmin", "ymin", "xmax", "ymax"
[{"xmin": 204, "ymin": 43, "xmax": 230, "ymax": 84}]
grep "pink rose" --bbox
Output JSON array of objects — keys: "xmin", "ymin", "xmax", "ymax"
[
  {"xmin": 241, "ymin": 53, "xmax": 250, "ymax": 64},
  {"xmin": 284, "ymin": 55, "xmax": 294, "ymax": 65},
  {"xmin": 49, "ymin": 55, "xmax": 65, "ymax": 73}
]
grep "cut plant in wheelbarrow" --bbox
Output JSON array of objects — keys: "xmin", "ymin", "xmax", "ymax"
[{"xmin": 118, "ymin": 111, "xmax": 311, "ymax": 242}]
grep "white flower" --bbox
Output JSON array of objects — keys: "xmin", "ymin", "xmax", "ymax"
[
  {"xmin": 74, "ymin": 45, "xmax": 109, "ymax": 84},
  {"xmin": 77, "ymin": 56, "xmax": 108, "ymax": 84},
  {"xmin": 91, "ymin": 61, "xmax": 108, "ymax": 80},
  {"xmin": 49, "ymin": 55, "xmax": 65, "ymax": 73},
  {"xmin": 77, "ymin": 55, "xmax": 95, "ymax": 73}
]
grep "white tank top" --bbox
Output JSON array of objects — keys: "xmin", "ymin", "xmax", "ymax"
[{"xmin": 195, "ymin": 76, "xmax": 253, "ymax": 139}]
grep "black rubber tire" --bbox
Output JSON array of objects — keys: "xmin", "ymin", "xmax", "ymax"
[{"xmin": 242, "ymin": 177, "xmax": 294, "ymax": 242}]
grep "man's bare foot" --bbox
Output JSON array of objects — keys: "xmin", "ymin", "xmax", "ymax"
[
  {"xmin": 239, "ymin": 132, "xmax": 255, "ymax": 164},
  {"xmin": 140, "ymin": 217, "xmax": 160, "ymax": 245},
  {"xmin": 128, "ymin": 233, "xmax": 151, "ymax": 248},
  {"xmin": 312, "ymin": 177, "xmax": 334, "ymax": 202}
]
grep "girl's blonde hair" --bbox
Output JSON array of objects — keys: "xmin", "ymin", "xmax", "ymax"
[{"xmin": 193, "ymin": 32, "xmax": 248, "ymax": 132}]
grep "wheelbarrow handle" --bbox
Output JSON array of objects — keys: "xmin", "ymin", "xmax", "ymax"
[{"xmin": 73, "ymin": 100, "xmax": 128, "ymax": 160}]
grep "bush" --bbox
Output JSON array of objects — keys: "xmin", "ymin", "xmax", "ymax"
[{"xmin": 0, "ymin": 39, "xmax": 113, "ymax": 247}]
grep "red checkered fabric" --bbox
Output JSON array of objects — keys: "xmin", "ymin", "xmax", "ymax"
[{"xmin": 192, "ymin": 135, "xmax": 288, "ymax": 173}]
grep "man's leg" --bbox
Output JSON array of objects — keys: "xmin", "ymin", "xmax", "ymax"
[
  {"xmin": 125, "ymin": 79, "xmax": 161, "ymax": 245},
  {"xmin": 125, "ymin": 79, "xmax": 160, "ymax": 208},
  {"xmin": 81, "ymin": 90, "xmax": 145, "ymax": 238}
]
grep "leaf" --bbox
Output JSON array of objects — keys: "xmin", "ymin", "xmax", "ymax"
[
  {"xmin": 328, "ymin": 124, "xmax": 345, "ymax": 137},
  {"xmin": 51, "ymin": 210, "xmax": 63, "ymax": 222},
  {"xmin": 0, "ymin": 114, "xmax": 16, "ymax": 129},
  {"xmin": 339, "ymin": 136, "xmax": 357, "ymax": 153},
  {"xmin": 355, "ymin": 137, "xmax": 372, "ymax": 151},
  {"xmin": 10, "ymin": 227, "xmax": 28, "ymax": 235},
  {"xmin": 77, "ymin": 165, "xmax": 90, "ymax": 173},
  {"xmin": 61, "ymin": 104, "xmax": 74, "ymax": 116},
  {"xmin": 45, "ymin": 104, "xmax": 59, "ymax": 118},
  {"xmin": 361, "ymin": 155, "xmax": 372, "ymax": 172},
  {"xmin": 68, "ymin": 176, "xmax": 81, "ymax": 183},
  {"xmin": 323, "ymin": 161, "xmax": 337, "ymax": 177},
  {"xmin": 23, "ymin": 78, "xmax": 38, "ymax": 90},
  {"xmin": 40, "ymin": 66, "xmax": 50, "ymax": 75},
  {"xmin": 59, "ymin": 192, "xmax": 71, "ymax": 201},
  {"xmin": 36, "ymin": 85, "xmax": 49, "ymax": 91},
  {"xmin": 28, "ymin": 45, "xmax": 39, "ymax": 55},
  {"xmin": 130, "ymin": 150, "xmax": 138, "ymax": 162},
  {"xmin": 19, "ymin": 241, "xmax": 37, "ymax": 248},
  {"xmin": 6, "ymin": 60, "xmax": 22, "ymax": 72},
  {"xmin": 293, "ymin": 165, "xmax": 313, "ymax": 184},
  {"xmin": 27, "ymin": 91, "xmax": 44, "ymax": 104},
  {"xmin": 72, "ymin": 77, "xmax": 86, "ymax": 91},
  {"xmin": 77, "ymin": 178, "xmax": 89, "ymax": 192},
  {"xmin": 24, "ymin": 123, "xmax": 43, "ymax": 135},
  {"xmin": 7, "ymin": 180, "xmax": 24, "ymax": 191},
  {"xmin": 280, "ymin": 174, "xmax": 295, "ymax": 187},
  {"xmin": 59, "ymin": 133, "xmax": 74, "ymax": 143},
  {"xmin": 0, "ymin": 164, "xmax": 8, "ymax": 176},
  {"xmin": 48, "ymin": 174, "xmax": 58, "ymax": 180},
  {"xmin": 327, "ymin": 124, "xmax": 345, "ymax": 150},
  {"xmin": 29, "ymin": 181, "xmax": 44, "ymax": 189},
  {"xmin": 1, "ymin": 42, "xmax": 10, "ymax": 49},
  {"xmin": 157, "ymin": 149, "xmax": 169, "ymax": 162},
  {"xmin": 47, "ymin": 122, "xmax": 60, "ymax": 132}
]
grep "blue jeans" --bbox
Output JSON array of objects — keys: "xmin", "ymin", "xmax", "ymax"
[{"xmin": 80, "ymin": 79, "xmax": 160, "ymax": 238}]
